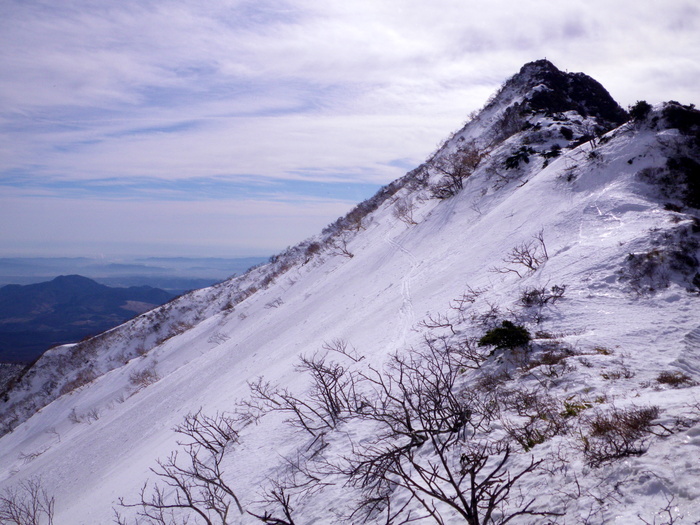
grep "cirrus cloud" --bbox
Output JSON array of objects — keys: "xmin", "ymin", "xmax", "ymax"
[{"xmin": 1, "ymin": 0, "xmax": 698, "ymax": 256}]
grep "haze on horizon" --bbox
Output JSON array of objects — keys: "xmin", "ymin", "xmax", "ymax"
[{"xmin": 2, "ymin": 0, "xmax": 699, "ymax": 258}]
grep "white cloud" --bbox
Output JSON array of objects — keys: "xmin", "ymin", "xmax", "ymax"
[{"xmin": 1, "ymin": 0, "xmax": 698, "ymax": 256}]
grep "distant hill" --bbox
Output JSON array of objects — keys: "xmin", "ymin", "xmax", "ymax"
[
  {"xmin": 0, "ymin": 275, "xmax": 173, "ymax": 363},
  {"xmin": 0, "ymin": 256, "xmax": 269, "ymax": 294}
]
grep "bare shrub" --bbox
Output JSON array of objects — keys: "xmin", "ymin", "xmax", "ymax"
[
  {"xmin": 355, "ymin": 345, "xmax": 489, "ymax": 446},
  {"xmin": 524, "ymin": 342, "xmax": 578, "ymax": 379},
  {"xmin": 328, "ymin": 233, "xmax": 354, "ymax": 259},
  {"xmin": 619, "ymin": 249, "xmax": 668, "ymax": 294},
  {"xmin": 295, "ymin": 352, "xmax": 362, "ymax": 429},
  {"xmin": 174, "ymin": 409, "xmax": 241, "ymax": 453},
  {"xmin": 117, "ymin": 410, "xmax": 244, "ymax": 524},
  {"xmin": 68, "ymin": 407, "xmax": 83, "ymax": 424},
  {"xmin": 346, "ymin": 439, "xmax": 552, "ymax": 525},
  {"xmin": 490, "ymin": 103, "xmax": 527, "ymax": 145},
  {"xmin": 582, "ymin": 405, "xmax": 660, "ymax": 467},
  {"xmin": 447, "ymin": 335, "xmax": 490, "ymax": 370},
  {"xmin": 638, "ymin": 494, "xmax": 684, "ymax": 525},
  {"xmin": 500, "ymin": 388, "xmax": 568, "ymax": 451},
  {"xmin": 504, "ymin": 419, "xmax": 554, "ymax": 452},
  {"xmin": 558, "ymin": 162, "xmax": 579, "ymax": 183},
  {"xmin": 265, "ymin": 298, "xmax": 284, "ymax": 309},
  {"xmin": 449, "ymin": 286, "xmax": 488, "ymax": 318},
  {"xmin": 46, "ymin": 427, "xmax": 61, "ymax": 443},
  {"xmin": 322, "ymin": 338, "xmax": 364, "ymax": 363},
  {"xmin": 475, "ymin": 370, "xmax": 512, "ymax": 393},
  {"xmin": 336, "ymin": 343, "xmax": 558, "ymax": 524},
  {"xmin": 0, "ymin": 478, "xmax": 54, "ymax": 525},
  {"xmin": 247, "ymin": 351, "xmax": 361, "ymax": 437},
  {"xmin": 492, "ymin": 230, "xmax": 549, "ymax": 278},
  {"xmin": 208, "ymin": 333, "xmax": 231, "ymax": 346},
  {"xmin": 298, "ymin": 241, "xmax": 321, "ymax": 265},
  {"xmin": 419, "ymin": 312, "xmax": 458, "ymax": 335},
  {"xmin": 18, "ymin": 448, "xmax": 48, "ymax": 465},
  {"xmin": 86, "ymin": 407, "xmax": 100, "ymax": 423},
  {"xmin": 430, "ymin": 143, "xmax": 483, "ymax": 199},
  {"xmin": 600, "ymin": 366, "xmax": 635, "ymax": 380},
  {"xmin": 248, "ymin": 459, "xmax": 329, "ymax": 525},
  {"xmin": 470, "ymin": 301, "xmax": 503, "ymax": 329},
  {"xmin": 392, "ymin": 196, "xmax": 418, "ymax": 225},
  {"xmin": 656, "ymin": 370, "xmax": 695, "ymax": 387},
  {"xmin": 248, "ymin": 482, "xmax": 297, "ymax": 525},
  {"xmin": 129, "ymin": 363, "xmax": 159, "ymax": 389},
  {"xmin": 519, "ymin": 284, "xmax": 566, "ymax": 307},
  {"xmin": 250, "ymin": 442, "xmax": 330, "ymax": 525},
  {"xmin": 58, "ymin": 366, "xmax": 97, "ymax": 396}
]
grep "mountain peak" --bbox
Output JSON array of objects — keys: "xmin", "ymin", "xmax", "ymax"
[
  {"xmin": 50, "ymin": 274, "xmax": 103, "ymax": 287},
  {"xmin": 493, "ymin": 59, "xmax": 628, "ymax": 128},
  {"xmin": 517, "ymin": 58, "xmax": 560, "ymax": 77}
]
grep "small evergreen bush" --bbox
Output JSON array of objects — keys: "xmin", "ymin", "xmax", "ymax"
[
  {"xmin": 478, "ymin": 321, "xmax": 531, "ymax": 350},
  {"xmin": 629, "ymin": 100, "xmax": 652, "ymax": 122}
]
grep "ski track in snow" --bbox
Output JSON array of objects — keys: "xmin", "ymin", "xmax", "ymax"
[{"xmin": 385, "ymin": 233, "xmax": 419, "ymax": 351}]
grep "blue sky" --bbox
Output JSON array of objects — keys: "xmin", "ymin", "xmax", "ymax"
[{"xmin": 1, "ymin": 0, "xmax": 699, "ymax": 257}]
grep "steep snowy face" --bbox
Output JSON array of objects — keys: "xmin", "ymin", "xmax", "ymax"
[{"xmin": 2, "ymin": 62, "xmax": 700, "ymax": 525}]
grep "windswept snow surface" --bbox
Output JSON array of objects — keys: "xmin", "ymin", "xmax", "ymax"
[{"xmin": 1, "ymin": 65, "xmax": 700, "ymax": 524}]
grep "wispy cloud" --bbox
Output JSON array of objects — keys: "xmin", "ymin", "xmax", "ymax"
[{"xmin": 1, "ymin": 0, "xmax": 698, "ymax": 256}]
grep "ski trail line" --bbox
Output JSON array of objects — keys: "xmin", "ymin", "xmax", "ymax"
[{"xmin": 385, "ymin": 233, "xmax": 420, "ymax": 351}]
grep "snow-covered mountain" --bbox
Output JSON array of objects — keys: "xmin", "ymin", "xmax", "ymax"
[{"xmin": 1, "ymin": 59, "xmax": 700, "ymax": 524}]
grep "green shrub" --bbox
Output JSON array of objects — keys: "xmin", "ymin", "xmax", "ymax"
[
  {"xmin": 629, "ymin": 100, "xmax": 652, "ymax": 121},
  {"xmin": 561, "ymin": 400, "xmax": 592, "ymax": 418},
  {"xmin": 478, "ymin": 321, "xmax": 531, "ymax": 350},
  {"xmin": 505, "ymin": 146, "xmax": 536, "ymax": 170}
]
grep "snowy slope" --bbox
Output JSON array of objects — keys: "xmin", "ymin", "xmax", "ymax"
[{"xmin": 1, "ymin": 61, "xmax": 700, "ymax": 524}]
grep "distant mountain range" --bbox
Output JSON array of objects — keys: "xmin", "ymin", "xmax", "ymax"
[
  {"xmin": 0, "ymin": 275, "xmax": 173, "ymax": 363},
  {"xmin": 0, "ymin": 256, "xmax": 269, "ymax": 294}
]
